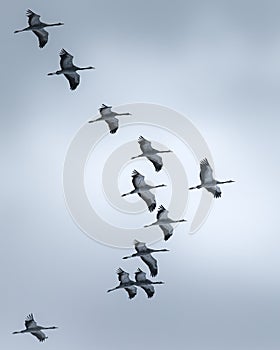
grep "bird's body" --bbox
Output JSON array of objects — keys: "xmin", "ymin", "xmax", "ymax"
[
  {"xmin": 131, "ymin": 136, "xmax": 172, "ymax": 172},
  {"xmin": 107, "ymin": 268, "xmax": 137, "ymax": 299},
  {"xmin": 134, "ymin": 269, "xmax": 164, "ymax": 298},
  {"xmin": 14, "ymin": 9, "xmax": 64, "ymax": 48},
  {"xmin": 48, "ymin": 49, "xmax": 95, "ymax": 90},
  {"xmin": 88, "ymin": 104, "xmax": 131, "ymax": 134},
  {"xmin": 121, "ymin": 170, "xmax": 166, "ymax": 212},
  {"xmin": 12, "ymin": 314, "xmax": 57, "ymax": 342},
  {"xmin": 123, "ymin": 240, "xmax": 169, "ymax": 277},
  {"xmin": 144, "ymin": 205, "xmax": 187, "ymax": 241},
  {"xmin": 189, "ymin": 158, "xmax": 234, "ymax": 198}
]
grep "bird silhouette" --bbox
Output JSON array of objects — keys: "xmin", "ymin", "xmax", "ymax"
[
  {"xmin": 189, "ymin": 158, "xmax": 234, "ymax": 198},
  {"xmin": 48, "ymin": 49, "xmax": 95, "ymax": 90},
  {"xmin": 12, "ymin": 313, "xmax": 57, "ymax": 342},
  {"xmin": 14, "ymin": 9, "xmax": 64, "ymax": 48},
  {"xmin": 88, "ymin": 104, "xmax": 131, "ymax": 134}
]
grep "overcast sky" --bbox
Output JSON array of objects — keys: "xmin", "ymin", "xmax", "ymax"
[{"xmin": 1, "ymin": 0, "xmax": 280, "ymax": 349}]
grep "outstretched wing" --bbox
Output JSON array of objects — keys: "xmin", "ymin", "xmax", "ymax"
[
  {"xmin": 138, "ymin": 136, "xmax": 154, "ymax": 153},
  {"xmin": 105, "ymin": 117, "xmax": 119, "ymax": 134},
  {"xmin": 200, "ymin": 158, "xmax": 214, "ymax": 184},
  {"xmin": 134, "ymin": 240, "xmax": 147, "ymax": 253},
  {"xmin": 147, "ymin": 154, "xmax": 163, "ymax": 172},
  {"xmin": 25, "ymin": 314, "xmax": 37, "ymax": 329},
  {"xmin": 64, "ymin": 72, "xmax": 80, "ymax": 90},
  {"xmin": 26, "ymin": 9, "xmax": 41, "ymax": 26},
  {"xmin": 124, "ymin": 286, "xmax": 137, "ymax": 299},
  {"xmin": 206, "ymin": 185, "xmax": 221, "ymax": 198},
  {"xmin": 59, "ymin": 49, "xmax": 74, "ymax": 69},
  {"xmin": 159, "ymin": 224, "xmax": 173, "ymax": 241},
  {"xmin": 140, "ymin": 284, "xmax": 155, "ymax": 298},
  {"xmin": 140, "ymin": 254, "xmax": 158, "ymax": 277},
  {"xmin": 138, "ymin": 191, "xmax": 156, "ymax": 212},
  {"xmin": 131, "ymin": 170, "xmax": 145, "ymax": 188},
  {"xmin": 31, "ymin": 331, "xmax": 48, "ymax": 342},
  {"xmin": 117, "ymin": 268, "xmax": 131, "ymax": 284},
  {"xmin": 157, "ymin": 205, "xmax": 169, "ymax": 220},
  {"xmin": 99, "ymin": 104, "xmax": 112, "ymax": 116},
  {"xmin": 135, "ymin": 268, "xmax": 147, "ymax": 282},
  {"xmin": 32, "ymin": 29, "xmax": 48, "ymax": 48}
]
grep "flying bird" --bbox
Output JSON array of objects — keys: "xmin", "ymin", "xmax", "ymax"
[
  {"xmin": 131, "ymin": 136, "xmax": 172, "ymax": 172},
  {"xmin": 121, "ymin": 170, "xmax": 166, "ymax": 212},
  {"xmin": 88, "ymin": 104, "xmax": 131, "ymax": 134},
  {"xmin": 107, "ymin": 268, "xmax": 137, "ymax": 299},
  {"xmin": 123, "ymin": 240, "xmax": 169, "ymax": 277},
  {"xmin": 14, "ymin": 9, "xmax": 64, "ymax": 48},
  {"xmin": 189, "ymin": 158, "xmax": 234, "ymax": 198},
  {"xmin": 134, "ymin": 268, "xmax": 164, "ymax": 298},
  {"xmin": 12, "ymin": 313, "xmax": 57, "ymax": 342},
  {"xmin": 144, "ymin": 205, "xmax": 187, "ymax": 241},
  {"xmin": 48, "ymin": 49, "xmax": 95, "ymax": 90}
]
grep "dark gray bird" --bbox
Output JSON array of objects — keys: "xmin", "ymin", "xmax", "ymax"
[
  {"xmin": 12, "ymin": 313, "xmax": 58, "ymax": 342},
  {"xmin": 123, "ymin": 240, "xmax": 169, "ymax": 277},
  {"xmin": 48, "ymin": 49, "xmax": 95, "ymax": 90},
  {"xmin": 144, "ymin": 205, "xmax": 187, "ymax": 241},
  {"xmin": 121, "ymin": 170, "xmax": 167, "ymax": 212},
  {"xmin": 88, "ymin": 104, "xmax": 132, "ymax": 134},
  {"xmin": 131, "ymin": 136, "xmax": 172, "ymax": 172},
  {"xmin": 134, "ymin": 268, "xmax": 164, "ymax": 298},
  {"xmin": 14, "ymin": 9, "xmax": 64, "ymax": 48},
  {"xmin": 189, "ymin": 158, "xmax": 234, "ymax": 198},
  {"xmin": 107, "ymin": 268, "xmax": 137, "ymax": 299}
]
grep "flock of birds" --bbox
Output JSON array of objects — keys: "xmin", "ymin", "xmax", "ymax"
[
  {"xmin": 12, "ymin": 8, "xmax": 235, "ymax": 342},
  {"xmin": 14, "ymin": 9, "xmax": 94, "ymax": 90},
  {"xmin": 105, "ymin": 136, "xmax": 234, "ymax": 299}
]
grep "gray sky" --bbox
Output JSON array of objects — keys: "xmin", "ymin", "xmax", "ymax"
[{"xmin": 1, "ymin": 0, "xmax": 280, "ymax": 349}]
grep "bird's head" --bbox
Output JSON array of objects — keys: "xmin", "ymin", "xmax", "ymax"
[
  {"xmin": 57, "ymin": 22, "xmax": 64, "ymax": 26},
  {"xmin": 87, "ymin": 66, "xmax": 95, "ymax": 70},
  {"xmin": 229, "ymin": 180, "xmax": 235, "ymax": 183}
]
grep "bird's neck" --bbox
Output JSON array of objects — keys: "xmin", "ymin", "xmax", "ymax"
[
  {"xmin": 115, "ymin": 112, "xmax": 130, "ymax": 116},
  {"xmin": 41, "ymin": 326, "xmax": 55, "ymax": 330},
  {"xmin": 46, "ymin": 23, "xmax": 62, "ymax": 27},
  {"xmin": 77, "ymin": 66, "xmax": 92, "ymax": 71}
]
